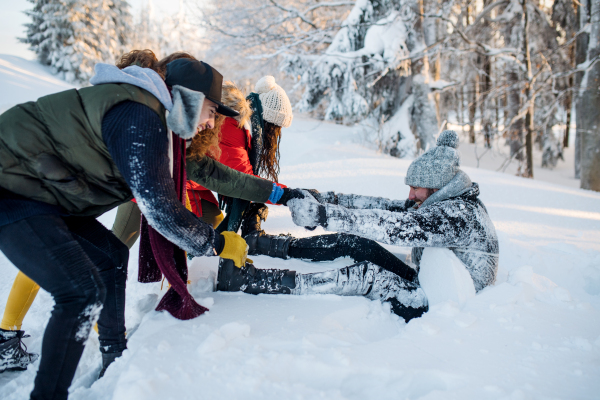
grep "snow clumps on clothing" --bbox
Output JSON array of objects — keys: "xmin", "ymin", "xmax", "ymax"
[
  {"xmin": 255, "ymin": 76, "xmax": 293, "ymax": 128},
  {"xmin": 405, "ymin": 130, "xmax": 461, "ymax": 189},
  {"xmin": 288, "ymin": 175, "xmax": 499, "ymax": 292}
]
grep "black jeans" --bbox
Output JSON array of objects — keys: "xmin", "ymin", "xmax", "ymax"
[
  {"xmin": 289, "ymin": 233, "xmax": 417, "ymax": 282},
  {"xmin": 0, "ymin": 214, "xmax": 128, "ymax": 400}
]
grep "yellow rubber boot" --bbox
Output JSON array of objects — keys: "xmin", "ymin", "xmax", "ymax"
[{"xmin": 0, "ymin": 272, "xmax": 40, "ymax": 331}]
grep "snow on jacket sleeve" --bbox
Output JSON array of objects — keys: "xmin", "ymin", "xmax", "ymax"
[
  {"xmin": 314, "ymin": 191, "xmax": 415, "ymax": 212},
  {"xmin": 318, "ymin": 188, "xmax": 499, "ymax": 292},
  {"xmin": 323, "ymin": 195, "xmax": 493, "ymax": 250},
  {"xmin": 102, "ymin": 101, "xmax": 216, "ymax": 257}
]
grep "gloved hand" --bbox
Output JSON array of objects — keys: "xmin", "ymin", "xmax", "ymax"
[
  {"xmin": 301, "ymin": 189, "xmax": 339, "ymax": 204},
  {"xmin": 288, "ymin": 192, "xmax": 328, "ymax": 228},
  {"xmin": 219, "ymin": 231, "xmax": 249, "ymax": 268},
  {"xmin": 277, "ymin": 188, "xmax": 307, "ymax": 206}
]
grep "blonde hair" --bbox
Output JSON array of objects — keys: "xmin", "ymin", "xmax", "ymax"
[{"xmin": 222, "ymin": 81, "xmax": 252, "ymax": 128}]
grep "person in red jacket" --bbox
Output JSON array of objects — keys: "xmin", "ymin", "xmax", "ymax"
[{"xmin": 187, "ymin": 76, "xmax": 290, "ymax": 236}]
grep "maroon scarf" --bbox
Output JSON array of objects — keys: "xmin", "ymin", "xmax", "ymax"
[{"xmin": 138, "ymin": 133, "xmax": 209, "ymax": 320}]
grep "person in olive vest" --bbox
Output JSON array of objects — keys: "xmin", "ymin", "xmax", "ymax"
[
  {"xmin": 0, "ymin": 51, "xmax": 257, "ymax": 400},
  {"xmin": 0, "ymin": 52, "xmax": 300, "ymax": 381}
]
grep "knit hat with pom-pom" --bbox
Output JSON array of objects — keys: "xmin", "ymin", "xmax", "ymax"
[
  {"xmin": 405, "ymin": 130, "xmax": 461, "ymax": 189},
  {"xmin": 254, "ymin": 76, "xmax": 293, "ymax": 128}
]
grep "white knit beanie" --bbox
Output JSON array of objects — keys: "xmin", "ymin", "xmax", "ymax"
[{"xmin": 254, "ymin": 76, "xmax": 293, "ymax": 128}]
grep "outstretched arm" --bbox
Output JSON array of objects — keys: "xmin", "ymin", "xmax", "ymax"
[
  {"xmin": 187, "ymin": 157, "xmax": 273, "ymax": 203},
  {"xmin": 103, "ymin": 101, "xmax": 219, "ymax": 257},
  {"xmin": 308, "ymin": 190, "xmax": 415, "ymax": 212},
  {"xmin": 289, "ymin": 195, "xmax": 474, "ymax": 248}
]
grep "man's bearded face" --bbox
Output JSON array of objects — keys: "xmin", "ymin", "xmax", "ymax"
[{"xmin": 408, "ymin": 186, "xmax": 437, "ymax": 207}]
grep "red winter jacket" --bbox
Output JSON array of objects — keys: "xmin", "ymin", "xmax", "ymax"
[{"xmin": 187, "ymin": 117, "xmax": 285, "ymax": 216}]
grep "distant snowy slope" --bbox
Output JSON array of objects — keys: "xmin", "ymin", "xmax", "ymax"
[{"xmin": 0, "ymin": 54, "xmax": 74, "ymax": 113}]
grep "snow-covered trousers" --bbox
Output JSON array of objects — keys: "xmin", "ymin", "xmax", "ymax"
[
  {"xmin": 217, "ymin": 258, "xmax": 428, "ymax": 322},
  {"xmin": 295, "ymin": 261, "xmax": 428, "ymax": 321},
  {"xmin": 289, "ymin": 233, "xmax": 417, "ymax": 282},
  {"xmin": 0, "ymin": 214, "xmax": 128, "ymax": 400}
]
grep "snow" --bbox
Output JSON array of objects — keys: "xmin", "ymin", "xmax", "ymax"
[
  {"xmin": 419, "ymin": 248, "xmax": 476, "ymax": 307},
  {"xmin": 1, "ymin": 56, "xmax": 600, "ymax": 399},
  {"xmin": 0, "ymin": 55, "xmax": 75, "ymax": 114}
]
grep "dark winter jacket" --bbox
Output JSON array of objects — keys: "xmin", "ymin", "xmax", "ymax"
[{"xmin": 315, "ymin": 173, "xmax": 499, "ymax": 292}]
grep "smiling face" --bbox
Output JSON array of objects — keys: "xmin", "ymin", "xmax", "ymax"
[
  {"xmin": 408, "ymin": 186, "xmax": 438, "ymax": 208},
  {"xmin": 197, "ymin": 99, "xmax": 218, "ymax": 131}
]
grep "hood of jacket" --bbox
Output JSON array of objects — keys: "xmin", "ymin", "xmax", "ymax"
[
  {"xmin": 419, "ymin": 170, "xmax": 474, "ymax": 209},
  {"xmin": 90, "ymin": 63, "xmax": 173, "ymax": 111},
  {"xmin": 90, "ymin": 63, "xmax": 208, "ymax": 140}
]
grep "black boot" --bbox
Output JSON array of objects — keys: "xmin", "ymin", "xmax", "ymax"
[
  {"xmin": 295, "ymin": 262, "xmax": 428, "ymax": 322},
  {"xmin": 240, "ymin": 203, "xmax": 269, "ymax": 237},
  {"xmin": 217, "ymin": 258, "xmax": 296, "ymax": 294},
  {"xmin": 98, "ymin": 350, "xmax": 122, "ymax": 378},
  {"xmin": 0, "ymin": 329, "xmax": 39, "ymax": 372},
  {"xmin": 245, "ymin": 232, "xmax": 293, "ymax": 259}
]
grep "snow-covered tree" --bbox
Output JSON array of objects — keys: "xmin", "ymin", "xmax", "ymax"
[
  {"xmin": 21, "ymin": 0, "xmax": 132, "ymax": 84},
  {"xmin": 130, "ymin": 0, "xmax": 205, "ymax": 59}
]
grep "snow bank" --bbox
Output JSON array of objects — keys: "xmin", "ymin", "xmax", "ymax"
[
  {"xmin": 418, "ymin": 248, "xmax": 476, "ymax": 307},
  {"xmin": 0, "ymin": 54, "xmax": 75, "ymax": 113}
]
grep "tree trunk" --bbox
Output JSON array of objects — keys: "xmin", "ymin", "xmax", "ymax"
[
  {"xmin": 522, "ymin": 0, "xmax": 534, "ymax": 178},
  {"xmin": 579, "ymin": 0, "xmax": 600, "ymax": 191},
  {"xmin": 575, "ymin": 0, "xmax": 591, "ymax": 179},
  {"xmin": 469, "ymin": 77, "xmax": 478, "ymax": 143},
  {"xmin": 563, "ymin": 42, "xmax": 575, "ymax": 148}
]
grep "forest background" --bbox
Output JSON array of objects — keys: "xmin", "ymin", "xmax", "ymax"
[{"xmin": 3, "ymin": 0, "xmax": 600, "ymax": 191}]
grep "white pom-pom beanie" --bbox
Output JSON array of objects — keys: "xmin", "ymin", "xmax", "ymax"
[
  {"xmin": 254, "ymin": 76, "xmax": 293, "ymax": 128},
  {"xmin": 405, "ymin": 130, "xmax": 461, "ymax": 189}
]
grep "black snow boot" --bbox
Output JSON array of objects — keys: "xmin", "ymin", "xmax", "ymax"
[
  {"xmin": 240, "ymin": 203, "xmax": 269, "ymax": 237},
  {"xmin": 217, "ymin": 258, "xmax": 296, "ymax": 294},
  {"xmin": 98, "ymin": 350, "xmax": 123, "ymax": 378},
  {"xmin": 0, "ymin": 329, "xmax": 39, "ymax": 372},
  {"xmin": 295, "ymin": 262, "xmax": 429, "ymax": 322},
  {"xmin": 245, "ymin": 232, "xmax": 293, "ymax": 259}
]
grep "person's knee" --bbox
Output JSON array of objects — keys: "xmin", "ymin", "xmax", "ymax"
[
  {"xmin": 111, "ymin": 237, "xmax": 129, "ymax": 270},
  {"xmin": 104, "ymin": 236, "xmax": 129, "ymax": 280},
  {"xmin": 337, "ymin": 233, "xmax": 367, "ymax": 248},
  {"xmin": 54, "ymin": 274, "xmax": 106, "ymax": 313}
]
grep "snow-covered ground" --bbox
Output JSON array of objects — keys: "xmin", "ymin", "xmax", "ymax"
[{"xmin": 0, "ymin": 55, "xmax": 599, "ymax": 399}]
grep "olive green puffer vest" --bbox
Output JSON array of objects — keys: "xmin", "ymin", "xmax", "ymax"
[{"xmin": 0, "ymin": 83, "xmax": 167, "ymax": 217}]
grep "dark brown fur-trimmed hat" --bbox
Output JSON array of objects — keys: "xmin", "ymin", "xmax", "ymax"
[{"xmin": 165, "ymin": 59, "xmax": 238, "ymax": 117}]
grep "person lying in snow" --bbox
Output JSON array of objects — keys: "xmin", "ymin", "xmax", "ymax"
[{"xmin": 216, "ymin": 130, "xmax": 499, "ymax": 322}]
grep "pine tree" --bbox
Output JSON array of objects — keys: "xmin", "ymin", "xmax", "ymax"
[{"xmin": 21, "ymin": 0, "xmax": 132, "ymax": 84}]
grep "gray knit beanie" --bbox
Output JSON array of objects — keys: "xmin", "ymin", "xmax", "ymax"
[{"xmin": 405, "ymin": 130, "xmax": 460, "ymax": 189}]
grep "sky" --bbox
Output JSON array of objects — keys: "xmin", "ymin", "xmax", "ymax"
[{"xmin": 0, "ymin": 0, "xmax": 180, "ymax": 60}]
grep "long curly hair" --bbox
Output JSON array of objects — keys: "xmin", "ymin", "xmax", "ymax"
[
  {"xmin": 260, "ymin": 121, "xmax": 282, "ymax": 182},
  {"xmin": 187, "ymin": 115, "xmax": 224, "ymax": 161},
  {"xmin": 115, "ymin": 49, "xmax": 222, "ymax": 160}
]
